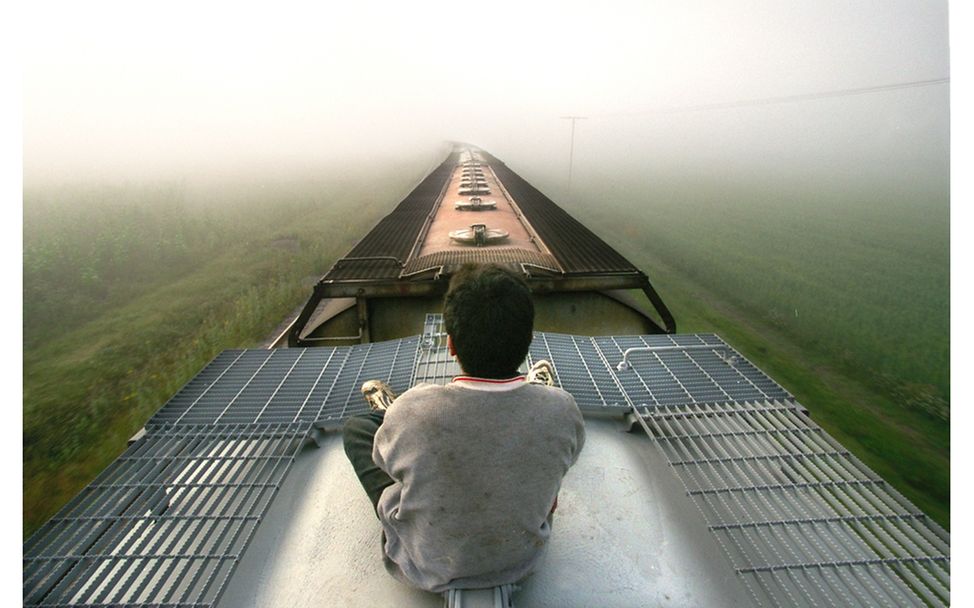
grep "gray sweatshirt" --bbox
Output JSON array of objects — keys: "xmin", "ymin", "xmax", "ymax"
[{"xmin": 372, "ymin": 378, "xmax": 585, "ymax": 592}]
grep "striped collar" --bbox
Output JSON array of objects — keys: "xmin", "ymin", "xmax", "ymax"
[{"xmin": 451, "ymin": 375, "xmax": 527, "ymax": 392}]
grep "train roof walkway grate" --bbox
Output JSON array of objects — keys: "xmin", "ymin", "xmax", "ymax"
[
  {"xmin": 24, "ymin": 423, "xmax": 309, "ymax": 608},
  {"xmin": 632, "ymin": 401, "xmax": 950, "ymax": 607},
  {"xmin": 419, "ymin": 314, "xmax": 791, "ymax": 413},
  {"xmin": 25, "ymin": 316, "xmax": 948, "ymax": 607},
  {"xmin": 146, "ymin": 337, "xmax": 419, "ymax": 428}
]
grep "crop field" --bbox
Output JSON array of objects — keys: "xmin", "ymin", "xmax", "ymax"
[
  {"xmin": 22, "ymin": 159, "xmax": 949, "ymax": 536},
  {"xmin": 574, "ymin": 176, "xmax": 948, "ymax": 412},
  {"xmin": 22, "ymin": 158, "xmax": 437, "ymax": 536},
  {"xmin": 562, "ymin": 171, "xmax": 949, "ymax": 526}
]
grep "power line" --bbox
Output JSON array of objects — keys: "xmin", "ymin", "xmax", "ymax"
[
  {"xmin": 560, "ymin": 116, "xmax": 587, "ymax": 200},
  {"xmin": 595, "ymin": 77, "xmax": 949, "ymax": 118}
]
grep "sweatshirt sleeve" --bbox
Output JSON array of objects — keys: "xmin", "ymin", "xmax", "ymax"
[
  {"xmin": 372, "ymin": 385, "xmax": 430, "ymax": 480},
  {"xmin": 372, "ymin": 407, "xmax": 400, "ymax": 477},
  {"xmin": 568, "ymin": 393, "xmax": 586, "ymax": 465}
]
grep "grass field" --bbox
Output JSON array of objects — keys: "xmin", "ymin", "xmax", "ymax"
[
  {"xmin": 561, "ymin": 170, "xmax": 949, "ymax": 526},
  {"xmin": 22, "ymin": 157, "xmax": 949, "ymax": 536},
  {"xmin": 22, "ymin": 159, "xmax": 437, "ymax": 536}
]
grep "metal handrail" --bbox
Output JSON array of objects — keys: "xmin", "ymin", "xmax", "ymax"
[
  {"xmin": 333, "ymin": 256, "xmax": 403, "ymax": 269},
  {"xmin": 615, "ymin": 344, "xmax": 732, "ymax": 371}
]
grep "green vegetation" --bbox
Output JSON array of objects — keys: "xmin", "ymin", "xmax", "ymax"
[
  {"xmin": 22, "ymin": 164, "xmax": 431, "ymax": 536},
  {"xmin": 565, "ymin": 174, "xmax": 949, "ymax": 527},
  {"xmin": 22, "ymin": 162, "xmax": 949, "ymax": 537}
]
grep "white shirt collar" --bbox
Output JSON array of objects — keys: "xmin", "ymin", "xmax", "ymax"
[{"xmin": 451, "ymin": 375, "xmax": 527, "ymax": 392}]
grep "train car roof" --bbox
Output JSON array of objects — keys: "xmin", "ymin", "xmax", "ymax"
[
  {"xmin": 24, "ymin": 316, "xmax": 950, "ymax": 607},
  {"xmin": 290, "ymin": 146, "xmax": 676, "ymax": 343},
  {"xmin": 320, "ymin": 146, "xmax": 641, "ymax": 282}
]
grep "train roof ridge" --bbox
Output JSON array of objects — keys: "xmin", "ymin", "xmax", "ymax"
[{"xmin": 322, "ymin": 145, "xmax": 642, "ymax": 283}]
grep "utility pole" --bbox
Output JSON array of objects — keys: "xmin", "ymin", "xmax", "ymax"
[{"xmin": 560, "ymin": 115, "xmax": 586, "ymax": 202}]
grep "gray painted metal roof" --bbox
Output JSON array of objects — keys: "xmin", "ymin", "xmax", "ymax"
[{"xmin": 24, "ymin": 320, "xmax": 949, "ymax": 607}]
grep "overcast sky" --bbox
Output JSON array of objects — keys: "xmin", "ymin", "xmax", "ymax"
[{"xmin": 22, "ymin": 0, "xmax": 949, "ymax": 188}]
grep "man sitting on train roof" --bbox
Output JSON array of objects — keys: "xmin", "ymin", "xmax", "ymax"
[{"xmin": 342, "ymin": 263, "xmax": 586, "ymax": 593}]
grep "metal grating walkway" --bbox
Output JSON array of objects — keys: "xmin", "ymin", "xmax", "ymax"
[
  {"xmin": 25, "ymin": 316, "xmax": 949, "ymax": 607},
  {"xmin": 594, "ymin": 334, "xmax": 790, "ymax": 406},
  {"xmin": 24, "ymin": 423, "xmax": 308, "ymax": 607},
  {"xmin": 632, "ymin": 402, "xmax": 950, "ymax": 607},
  {"xmin": 25, "ymin": 338, "xmax": 421, "ymax": 608},
  {"xmin": 147, "ymin": 338, "xmax": 419, "ymax": 428},
  {"xmin": 418, "ymin": 314, "xmax": 790, "ymax": 414}
]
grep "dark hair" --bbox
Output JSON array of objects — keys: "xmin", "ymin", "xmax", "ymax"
[{"xmin": 443, "ymin": 263, "xmax": 534, "ymax": 379}]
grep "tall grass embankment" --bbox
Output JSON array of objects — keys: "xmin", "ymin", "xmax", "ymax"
[
  {"xmin": 562, "ymin": 173, "xmax": 949, "ymax": 527},
  {"xmin": 22, "ymin": 162, "xmax": 432, "ymax": 536},
  {"xmin": 23, "ymin": 162, "xmax": 949, "ymax": 534}
]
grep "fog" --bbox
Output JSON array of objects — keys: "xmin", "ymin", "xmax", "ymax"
[
  {"xmin": 17, "ymin": 0, "xmax": 955, "ymax": 543},
  {"xmin": 23, "ymin": 0, "xmax": 948, "ymax": 197}
]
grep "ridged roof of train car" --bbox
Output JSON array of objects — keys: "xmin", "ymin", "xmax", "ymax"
[
  {"xmin": 482, "ymin": 152, "xmax": 638, "ymax": 275},
  {"xmin": 322, "ymin": 149, "xmax": 638, "ymax": 282},
  {"xmin": 323, "ymin": 153, "xmax": 458, "ymax": 281}
]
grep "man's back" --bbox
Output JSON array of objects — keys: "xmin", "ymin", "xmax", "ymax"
[{"xmin": 373, "ymin": 379, "xmax": 585, "ymax": 592}]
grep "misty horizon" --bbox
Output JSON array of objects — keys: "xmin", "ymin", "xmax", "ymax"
[{"xmin": 22, "ymin": 0, "xmax": 948, "ymax": 205}]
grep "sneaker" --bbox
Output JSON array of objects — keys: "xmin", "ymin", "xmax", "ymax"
[
  {"xmin": 361, "ymin": 380, "xmax": 397, "ymax": 411},
  {"xmin": 526, "ymin": 360, "xmax": 555, "ymax": 387}
]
